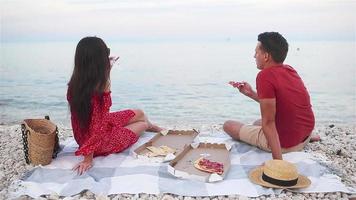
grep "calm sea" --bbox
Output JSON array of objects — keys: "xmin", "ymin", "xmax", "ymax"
[{"xmin": 0, "ymin": 40, "xmax": 355, "ymax": 127}]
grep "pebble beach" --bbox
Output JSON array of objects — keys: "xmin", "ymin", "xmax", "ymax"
[{"xmin": 0, "ymin": 123, "xmax": 355, "ymax": 200}]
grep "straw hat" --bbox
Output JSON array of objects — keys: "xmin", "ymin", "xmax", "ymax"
[{"xmin": 249, "ymin": 160, "xmax": 311, "ymax": 189}]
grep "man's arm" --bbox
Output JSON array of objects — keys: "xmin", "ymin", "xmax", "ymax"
[
  {"xmin": 245, "ymin": 89, "xmax": 259, "ymax": 102},
  {"xmin": 260, "ymin": 98, "xmax": 282, "ymax": 160},
  {"xmin": 229, "ymin": 81, "xmax": 259, "ymax": 102}
]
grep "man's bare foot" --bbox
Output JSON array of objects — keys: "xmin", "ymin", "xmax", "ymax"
[
  {"xmin": 309, "ymin": 135, "xmax": 321, "ymax": 142},
  {"xmin": 147, "ymin": 124, "xmax": 163, "ymax": 133}
]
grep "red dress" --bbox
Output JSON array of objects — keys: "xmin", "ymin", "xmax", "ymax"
[{"xmin": 67, "ymin": 91, "xmax": 138, "ymax": 157}]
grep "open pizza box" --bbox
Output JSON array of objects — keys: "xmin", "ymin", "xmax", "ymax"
[
  {"xmin": 133, "ymin": 129, "xmax": 199, "ymax": 162},
  {"xmin": 168, "ymin": 142, "xmax": 231, "ymax": 182}
]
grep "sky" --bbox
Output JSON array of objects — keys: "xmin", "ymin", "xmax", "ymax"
[{"xmin": 1, "ymin": 0, "xmax": 356, "ymax": 42}]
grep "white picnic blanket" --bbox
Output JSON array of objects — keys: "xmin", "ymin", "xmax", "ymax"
[{"xmin": 11, "ymin": 131, "xmax": 356, "ymax": 198}]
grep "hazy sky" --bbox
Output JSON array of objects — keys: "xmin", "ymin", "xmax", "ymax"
[{"xmin": 1, "ymin": 0, "xmax": 355, "ymax": 42}]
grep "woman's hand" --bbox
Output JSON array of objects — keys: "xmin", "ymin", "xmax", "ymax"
[
  {"xmin": 73, "ymin": 154, "xmax": 93, "ymax": 175},
  {"xmin": 109, "ymin": 56, "xmax": 120, "ymax": 68}
]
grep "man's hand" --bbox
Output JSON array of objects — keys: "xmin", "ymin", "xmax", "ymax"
[
  {"xmin": 229, "ymin": 81, "xmax": 244, "ymax": 88},
  {"xmin": 73, "ymin": 154, "xmax": 93, "ymax": 175},
  {"xmin": 228, "ymin": 81, "xmax": 259, "ymax": 102}
]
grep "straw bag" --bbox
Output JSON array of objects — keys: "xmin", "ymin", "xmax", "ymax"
[{"xmin": 21, "ymin": 116, "xmax": 60, "ymax": 165}]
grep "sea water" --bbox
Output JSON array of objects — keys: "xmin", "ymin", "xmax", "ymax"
[{"xmin": 0, "ymin": 40, "xmax": 355, "ymax": 127}]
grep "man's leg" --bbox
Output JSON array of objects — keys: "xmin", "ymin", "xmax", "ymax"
[
  {"xmin": 253, "ymin": 119, "xmax": 262, "ymax": 126},
  {"xmin": 224, "ymin": 120, "xmax": 271, "ymax": 151},
  {"xmin": 310, "ymin": 135, "xmax": 321, "ymax": 142},
  {"xmin": 223, "ymin": 120, "xmax": 245, "ymax": 140},
  {"xmin": 224, "ymin": 119, "xmax": 319, "ymax": 153},
  {"xmin": 282, "ymin": 133, "xmax": 320, "ymax": 153}
]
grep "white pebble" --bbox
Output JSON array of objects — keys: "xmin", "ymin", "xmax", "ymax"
[
  {"xmin": 238, "ymin": 195, "xmax": 249, "ymax": 200},
  {"xmin": 161, "ymin": 195, "xmax": 175, "ymax": 200}
]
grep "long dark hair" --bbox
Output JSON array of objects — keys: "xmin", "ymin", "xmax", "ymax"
[{"xmin": 68, "ymin": 37, "xmax": 110, "ymax": 128}]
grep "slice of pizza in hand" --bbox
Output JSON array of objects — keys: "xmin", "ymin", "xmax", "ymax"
[{"xmin": 194, "ymin": 157, "xmax": 224, "ymax": 175}]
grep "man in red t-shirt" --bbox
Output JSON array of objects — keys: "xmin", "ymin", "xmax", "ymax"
[{"xmin": 223, "ymin": 32, "xmax": 317, "ymax": 160}]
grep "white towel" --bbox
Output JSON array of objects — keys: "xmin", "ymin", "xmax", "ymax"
[{"xmin": 11, "ymin": 132, "xmax": 356, "ymax": 198}]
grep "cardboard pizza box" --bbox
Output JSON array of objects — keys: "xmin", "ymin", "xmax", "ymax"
[
  {"xmin": 133, "ymin": 129, "xmax": 199, "ymax": 162},
  {"xmin": 168, "ymin": 142, "xmax": 231, "ymax": 182}
]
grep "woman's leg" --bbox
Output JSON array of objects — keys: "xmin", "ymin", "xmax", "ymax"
[
  {"xmin": 146, "ymin": 123, "xmax": 163, "ymax": 132},
  {"xmin": 124, "ymin": 121, "xmax": 149, "ymax": 137},
  {"xmin": 223, "ymin": 120, "xmax": 245, "ymax": 140},
  {"xmin": 127, "ymin": 109, "xmax": 162, "ymax": 132},
  {"xmin": 127, "ymin": 109, "xmax": 146, "ymax": 124}
]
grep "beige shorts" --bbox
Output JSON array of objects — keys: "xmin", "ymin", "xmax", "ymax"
[{"xmin": 239, "ymin": 125, "xmax": 311, "ymax": 153}]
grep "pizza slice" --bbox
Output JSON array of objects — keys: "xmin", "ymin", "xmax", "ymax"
[
  {"xmin": 194, "ymin": 157, "xmax": 224, "ymax": 175},
  {"xmin": 160, "ymin": 145, "xmax": 176, "ymax": 154},
  {"xmin": 145, "ymin": 151, "xmax": 158, "ymax": 157},
  {"xmin": 146, "ymin": 145, "xmax": 176, "ymax": 157},
  {"xmin": 146, "ymin": 146, "xmax": 165, "ymax": 156}
]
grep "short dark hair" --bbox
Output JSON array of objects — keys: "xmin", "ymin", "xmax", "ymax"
[{"xmin": 258, "ymin": 32, "xmax": 289, "ymax": 63}]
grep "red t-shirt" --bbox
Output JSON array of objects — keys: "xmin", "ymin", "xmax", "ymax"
[{"xmin": 256, "ymin": 64, "xmax": 315, "ymax": 148}]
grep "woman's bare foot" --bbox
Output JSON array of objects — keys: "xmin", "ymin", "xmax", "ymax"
[
  {"xmin": 147, "ymin": 124, "xmax": 163, "ymax": 133},
  {"xmin": 309, "ymin": 135, "xmax": 321, "ymax": 142}
]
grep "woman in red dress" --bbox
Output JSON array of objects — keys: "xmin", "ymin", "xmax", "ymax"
[{"xmin": 67, "ymin": 37, "xmax": 162, "ymax": 175}]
